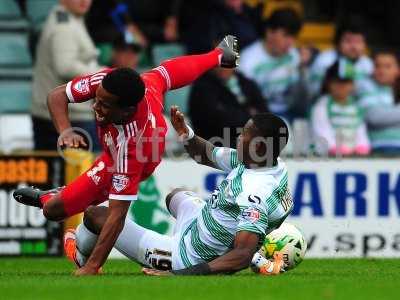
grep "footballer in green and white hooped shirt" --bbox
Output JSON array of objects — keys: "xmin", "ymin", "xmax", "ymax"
[{"xmin": 69, "ymin": 106, "xmax": 292, "ymax": 276}]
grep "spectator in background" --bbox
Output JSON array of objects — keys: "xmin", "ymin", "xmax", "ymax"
[
  {"xmin": 122, "ymin": 0, "xmax": 180, "ymax": 48},
  {"xmin": 86, "ymin": 0, "xmax": 122, "ymax": 45},
  {"xmin": 307, "ymin": 17, "xmax": 373, "ymax": 99},
  {"xmin": 32, "ymin": 0, "xmax": 101, "ymax": 151},
  {"xmin": 239, "ymin": 8, "xmax": 307, "ymax": 121},
  {"xmin": 179, "ymin": 0, "xmax": 259, "ymax": 54},
  {"xmin": 87, "ymin": 0, "xmax": 179, "ymax": 51},
  {"xmin": 189, "ymin": 68, "xmax": 267, "ymax": 147},
  {"xmin": 358, "ymin": 50, "xmax": 400, "ymax": 154},
  {"xmin": 311, "ymin": 61, "xmax": 370, "ymax": 156}
]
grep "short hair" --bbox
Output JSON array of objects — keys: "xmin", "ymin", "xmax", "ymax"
[
  {"xmin": 102, "ymin": 68, "xmax": 145, "ymax": 108},
  {"xmin": 252, "ymin": 113, "xmax": 289, "ymax": 161},
  {"xmin": 263, "ymin": 8, "xmax": 302, "ymax": 36},
  {"xmin": 372, "ymin": 48, "xmax": 400, "ymax": 64},
  {"xmin": 335, "ymin": 16, "xmax": 366, "ymax": 45}
]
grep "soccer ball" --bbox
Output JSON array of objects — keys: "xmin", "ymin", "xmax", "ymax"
[{"xmin": 259, "ymin": 222, "xmax": 307, "ymax": 270}]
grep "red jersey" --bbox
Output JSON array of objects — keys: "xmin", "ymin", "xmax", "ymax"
[{"xmin": 65, "ymin": 67, "xmax": 171, "ymax": 201}]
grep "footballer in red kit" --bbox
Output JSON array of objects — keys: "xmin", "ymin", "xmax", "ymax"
[{"xmin": 14, "ymin": 35, "xmax": 239, "ymax": 276}]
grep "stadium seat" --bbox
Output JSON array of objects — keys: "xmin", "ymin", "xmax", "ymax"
[
  {"xmin": 26, "ymin": 0, "xmax": 57, "ymax": 30},
  {"xmin": 0, "ymin": 33, "xmax": 32, "ymax": 67},
  {"xmin": 0, "ymin": 114, "xmax": 33, "ymax": 153},
  {"xmin": 0, "ymin": 19, "xmax": 29, "ymax": 31},
  {"xmin": 152, "ymin": 43, "xmax": 186, "ymax": 66},
  {"xmin": 297, "ymin": 22, "xmax": 335, "ymax": 50},
  {"xmin": 0, "ymin": 80, "xmax": 32, "ymax": 113},
  {"xmin": 0, "ymin": 0, "xmax": 22, "ymax": 19}
]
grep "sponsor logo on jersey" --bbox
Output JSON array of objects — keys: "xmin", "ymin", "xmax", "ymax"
[
  {"xmin": 73, "ymin": 78, "xmax": 90, "ymax": 95},
  {"xmin": 112, "ymin": 174, "xmax": 129, "ymax": 192},
  {"xmin": 87, "ymin": 161, "xmax": 105, "ymax": 185},
  {"xmin": 248, "ymin": 195, "xmax": 261, "ymax": 204},
  {"xmin": 242, "ymin": 208, "xmax": 260, "ymax": 223}
]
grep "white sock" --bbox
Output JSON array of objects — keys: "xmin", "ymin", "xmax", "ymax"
[{"xmin": 76, "ymin": 223, "xmax": 98, "ymax": 257}]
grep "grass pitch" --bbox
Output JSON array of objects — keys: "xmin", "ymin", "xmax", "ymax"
[{"xmin": 1, "ymin": 258, "xmax": 399, "ymax": 300}]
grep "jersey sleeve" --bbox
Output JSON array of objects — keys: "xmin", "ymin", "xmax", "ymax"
[
  {"xmin": 211, "ymin": 147, "xmax": 240, "ymax": 172},
  {"xmin": 108, "ymin": 139, "xmax": 144, "ymax": 201},
  {"xmin": 236, "ymin": 189, "xmax": 270, "ymax": 236},
  {"xmin": 65, "ymin": 68, "xmax": 113, "ymax": 103},
  {"xmin": 141, "ymin": 66, "xmax": 171, "ymax": 95}
]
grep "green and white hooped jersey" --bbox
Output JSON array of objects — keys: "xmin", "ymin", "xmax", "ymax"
[{"xmin": 173, "ymin": 147, "xmax": 293, "ymax": 270}]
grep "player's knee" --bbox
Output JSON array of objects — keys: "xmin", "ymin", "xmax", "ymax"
[
  {"xmin": 165, "ymin": 188, "xmax": 186, "ymax": 213},
  {"xmin": 83, "ymin": 206, "xmax": 108, "ymax": 234},
  {"xmin": 43, "ymin": 199, "xmax": 66, "ymax": 222}
]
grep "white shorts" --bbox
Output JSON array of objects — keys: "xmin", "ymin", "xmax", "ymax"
[{"xmin": 116, "ymin": 190, "xmax": 204, "ymax": 270}]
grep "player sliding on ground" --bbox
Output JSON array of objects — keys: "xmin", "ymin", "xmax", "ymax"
[
  {"xmin": 13, "ymin": 36, "xmax": 239, "ymax": 276},
  {"xmin": 64, "ymin": 106, "xmax": 292, "ymax": 275}
]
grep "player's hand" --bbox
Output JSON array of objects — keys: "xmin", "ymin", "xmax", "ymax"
[
  {"xmin": 74, "ymin": 265, "xmax": 101, "ymax": 276},
  {"xmin": 58, "ymin": 130, "xmax": 88, "ymax": 149},
  {"xmin": 170, "ymin": 106, "xmax": 189, "ymax": 138},
  {"xmin": 142, "ymin": 267, "xmax": 173, "ymax": 276}
]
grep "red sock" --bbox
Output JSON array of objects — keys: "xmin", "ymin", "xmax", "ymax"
[{"xmin": 160, "ymin": 48, "xmax": 223, "ymax": 90}]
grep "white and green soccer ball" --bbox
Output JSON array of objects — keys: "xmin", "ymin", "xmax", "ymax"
[{"xmin": 259, "ymin": 222, "xmax": 307, "ymax": 270}]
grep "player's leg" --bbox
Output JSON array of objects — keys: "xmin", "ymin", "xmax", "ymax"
[
  {"xmin": 13, "ymin": 154, "xmax": 112, "ymax": 221},
  {"xmin": 159, "ymin": 35, "xmax": 239, "ymax": 90},
  {"xmin": 13, "ymin": 187, "xmax": 67, "ymax": 221},
  {"xmin": 165, "ymin": 188, "xmax": 205, "ymax": 234},
  {"xmin": 69, "ymin": 206, "xmax": 174, "ymax": 270}
]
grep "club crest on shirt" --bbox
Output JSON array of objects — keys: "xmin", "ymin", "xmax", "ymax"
[
  {"xmin": 112, "ymin": 174, "xmax": 129, "ymax": 192},
  {"xmin": 242, "ymin": 207, "xmax": 260, "ymax": 223},
  {"xmin": 73, "ymin": 78, "xmax": 90, "ymax": 95}
]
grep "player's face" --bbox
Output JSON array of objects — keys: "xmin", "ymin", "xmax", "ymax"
[
  {"xmin": 374, "ymin": 54, "xmax": 400, "ymax": 86},
  {"xmin": 265, "ymin": 29, "xmax": 295, "ymax": 57},
  {"xmin": 63, "ymin": 0, "xmax": 92, "ymax": 16},
  {"xmin": 94, "ymin": 84, "xmax": 135, "ymax": 125},
  {"xmin": 339, "ymin": 32, "xmax": 366, "ymax": 60}
]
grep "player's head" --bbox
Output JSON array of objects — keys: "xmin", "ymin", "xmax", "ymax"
[
  {"xmin": 237, "ymin": 113, "xmax": 289, "ymax": 168},
  {"xmin": 94, "ymin": 68, "xmax": 145, "ymax": 125},
  {"xmin": 373, "ymin": 49, "xmax": 400, "ymax": 86},
  {"xmin": 263, "ymin": 8, "xmax": 302, "ymax": 57},
  {"xmin": 61, "ymin": 0, "xmax": 92, "ymax": 16},
  {"xmin": 335, "ymin": 17, "xmax": 367, "ymax": 60}
]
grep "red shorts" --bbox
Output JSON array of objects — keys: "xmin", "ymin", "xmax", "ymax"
[{"xmin": 60, "ymin": 153, "xmax": 115, "ymax": 216}]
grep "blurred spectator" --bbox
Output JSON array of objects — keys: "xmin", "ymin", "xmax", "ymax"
[
  {"xmin": 307, "ymin": 17, "xmax": 373, "ymax": 99},
  {"xmin": 122, "ymin": 0, "xmax": 180, "ymax": 48},
  {"xmin": 32, "ymin": 0, "xmax": 101, "ymax": 151},
  {"xmin": 358, "ymin": 50, "xmax": 400, "ymax": 154},
  {"xmin": 311, "ymin": 61, "xmax": 370, "ymax": 156},
  {"xmin": 239, "ymin": 8, "xmax": 307, "ymax": 121},
  {"xmin": 110, "ymin": 36, "xmax": 141, "ymax": 69},
  {"xmin": 189, "ymin": 68, "xmax": 267, "ymax": 147},
  {"xmin": 86, "ymin": 0, "xmax": 122, "ymax": 44},
  {"xmin": 178, "ymin": 0, "xmax": 259, "ymax": 54},
  {"xmin": 87, "ymin": 0, "xmax": 179, "ymax": 50}
]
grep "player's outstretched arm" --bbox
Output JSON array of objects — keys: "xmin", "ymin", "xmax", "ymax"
[
  {"xmin": 47, "ymin": 84, "xmax": 87, "ymax": 149},
  {"xmin": 167, "ymin": 231, "xmax": 259, "ymax": 275},
  {"xmin": 170, "ymin": 106, "xmax": 218, "ymax": 169},
  {"xmin": 75, "ymin": 200, "xmax": 130, "ymax": 276}
]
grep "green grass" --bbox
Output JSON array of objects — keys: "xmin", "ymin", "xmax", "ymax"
[{"xmin": 1, "ymin": 258, "xmax": 399, "ymax": 300}]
